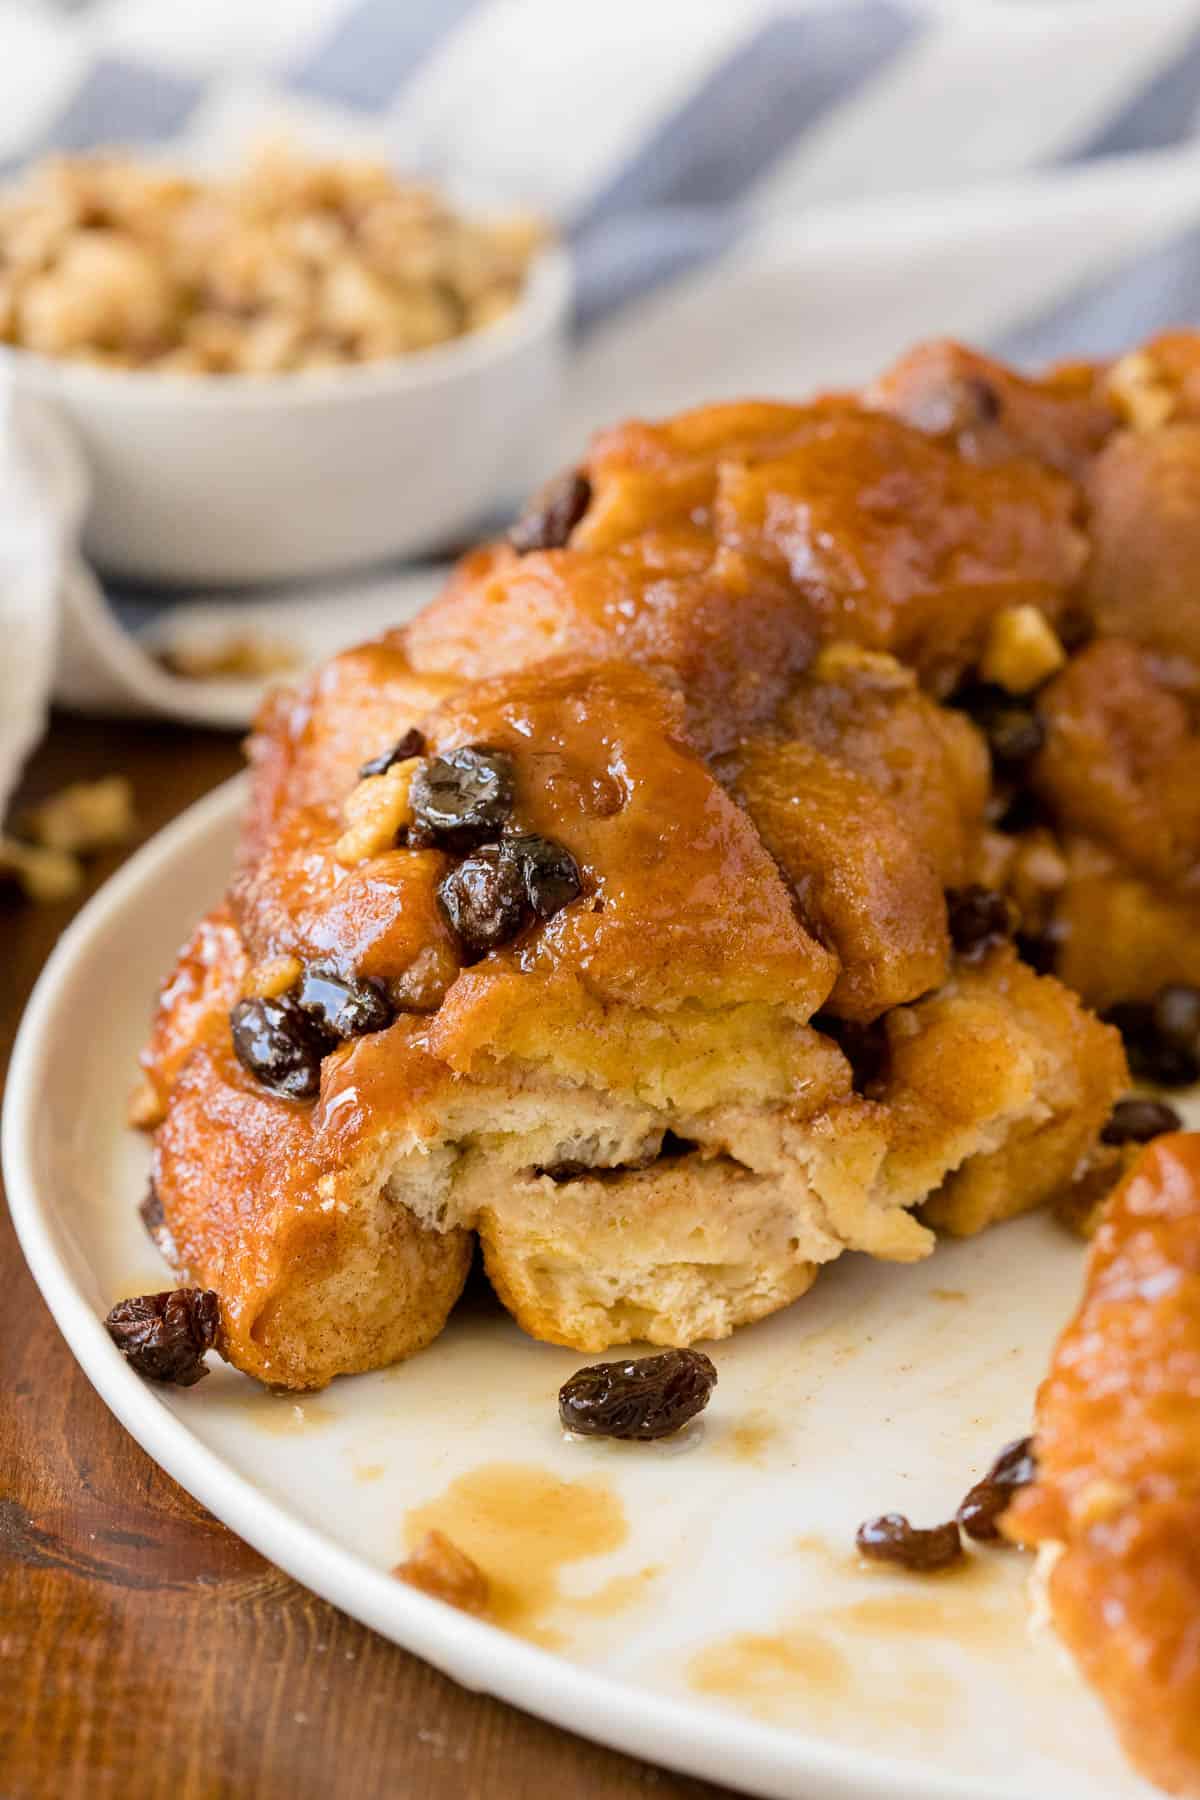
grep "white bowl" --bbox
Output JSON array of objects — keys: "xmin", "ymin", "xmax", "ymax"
[{"xmin": 1, "ymin": 245, "xmax": 570, "ymax": 587}]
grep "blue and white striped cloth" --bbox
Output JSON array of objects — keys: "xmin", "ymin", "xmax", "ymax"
[{"xmin": 7, "ymin": 0, "xmax": 1200, "ymax": 805}]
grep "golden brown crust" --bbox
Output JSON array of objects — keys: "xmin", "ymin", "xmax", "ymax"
[
  {"xmin": 143, "ymin": 331, "xmax": 1177, "ymax": 1389},
  {"xmin": 1006, "ymin": 1135, "xmax": 1200, "ymax": 1798}
]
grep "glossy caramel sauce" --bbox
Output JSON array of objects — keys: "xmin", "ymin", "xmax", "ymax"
[{"xmin": 404, "ymin": 1462, "xmax": 626, "ymax": 1644}]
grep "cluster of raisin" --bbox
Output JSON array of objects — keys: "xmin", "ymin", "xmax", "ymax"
[
  {"xmin": 405, "ymin": 743, "xmax": 583, "ymax": 962},
  {"xmin": 855, "ymin": 1435, "xmax": 1037, "ymax": 1573},
  {"xmin": 230, "ymin": 964, "xmax": 394, "ymax": 1100}
]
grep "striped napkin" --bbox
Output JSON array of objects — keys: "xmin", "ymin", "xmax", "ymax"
[{"xmin": 6, "ymin": 0, "xmax": 1200, "ymax": 814}]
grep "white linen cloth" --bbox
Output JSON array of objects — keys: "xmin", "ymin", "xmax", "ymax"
[{"xmin": 6, "ymin": 0, "xmax": 1200, "ymax": 817}]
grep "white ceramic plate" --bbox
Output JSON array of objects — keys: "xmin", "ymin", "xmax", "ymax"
[{"xmin": 5, "ymin": 777, "xmax": 1185, "ymax": 1800}]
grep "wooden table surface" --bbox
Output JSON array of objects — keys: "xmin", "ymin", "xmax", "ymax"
[{"xmin": 0, "ymin": 714, "xmax": 736, "ymax": 1800}]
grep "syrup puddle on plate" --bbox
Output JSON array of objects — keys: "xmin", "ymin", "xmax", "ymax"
[
  {"xmin": 403, "ymin": 1461, "xmax": 630, "ymax": 1645},
  {"xmin": 689, "ymin": 1547, "xmax": 1028, "ymax": 1731}
]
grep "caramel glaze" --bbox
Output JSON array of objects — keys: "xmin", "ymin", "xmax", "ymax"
[
  {"xmin": 1006, "ymin": 1134, "xmax": 1200, "ymax": 1799},
  {"xmin": 146, "ymin": 331, "xmax": 1200, "ymax": 1390}
]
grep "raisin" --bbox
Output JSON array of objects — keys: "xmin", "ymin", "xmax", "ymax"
[
  {"xmin": 503, "ymin": 833, "xmax": 582, "ymax": 918},
  {"xmin": 559, "ymin": 1348, "xmax": 717, "ymax": 1441},
  {"xmin": 296, "ymin": 965, "xmax": 394, "ymax": 1039},
  {"xmin": 438, "ymin": 846, "xmax": 528, "ymax": 961},
  {"xmin": 994, "ymin": 787, "xmax": 1050, "ymax": 836},
  {"xmin": 815, "ymin": 1012, "xmax": 890, "ymax": 1095},
  {"xmin": 855, "ymin": 1513, "xmax": 963, "ymax": 1572},
  {"xmin": 230, "ymin": 994, "xmax": 333, "ymax": 1099},
  {"xmin": 104, "ymin": 1288, "xmax": 220, "ymax": 1386},
  {"xmin": 947, "ymin": 885, "xmax": 1017, "ymax": 960},
  {"xmin": 139, "ymin": 1181, "xmax": 171, "ymax": 1255},
  {"xmin": 1105, "ymin": 984, "xmax": 1200, "ymax": 1087},
  {"xmin": 509, "ymin": 468, "xmax": 592, "ymax": 554},
  {"xmin": 964, "ymin": 374, "xmax": 1001, "ymax": 425},
  {"xmin": 1156, "ymin": 982, "xmax": 1200, "ymax": 1048},
  {"xmin": 957, "ymin": 1437, "xmax": 1037, "ymax": 1543},
  {"xmin": 1101, "ymin": 1096, "xmax": 1183, "ymax": 1146},
  {"xmin": 408, "ymin": 746, "xmax": 515, "ymax": 851},
  {"xmin": 358, "ymin": 727, "xmax": 426, "ymax": 781},
  {"xmin": 1015, "ymin": 924, "xmax": 1062, "ymax": 975},
  {"xmin": 953, "ymin": 682, "xmax": 1045, "ymax": 769},
  {"xmin": 534, "ymin": 1160, "xmax": 594, "ymax": 1184}
]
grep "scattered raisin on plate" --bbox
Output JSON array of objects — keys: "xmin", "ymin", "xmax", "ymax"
[
  {"xmin": 104, "ymin": 1288, "xmax": 220, "ymax": 1386},
  {"xmin": 855, "ymin": 1512, "xmax": 964, "ymax": 1572},
  {"xmin": 509, "ymin": 468, "xmax": 592, "ymax": 554},
  {"xmin": 957, "ymin": 1436, "xmax": 1037, "ymax": 1543},
  {"xmin": 358, "ymin": 727, "xmax": 426, "ymax": 781},
  {"xmin": 408, "ymin": 746, "xmax": 516, "ymax": 851},
  {"xmin": 1101, "ymin": 1096, "xmax": 1183, "ymax": 1146},
  {"xmin": 559, "ymin": 1348, "xmax": 717, "ymax": 1441}
]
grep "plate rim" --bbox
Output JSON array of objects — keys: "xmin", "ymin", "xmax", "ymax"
[{"xmin": 2, "ymin": 773, "xmax": 1045, "ymax": 1800}]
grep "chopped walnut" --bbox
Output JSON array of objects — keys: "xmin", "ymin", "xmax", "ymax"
[
  {"xmin": 1106, "ymin": 350, "xmax": 1176, "ymax": 432},
  {"xmin": 243, "ymin": 954, "xmax": 303, "ymax": 1000},
  {"xmin": 979, "ymin": 605, "xmax": 1066, "ymax": 695},
  {"xmin": 0, "ymin": 146, "xmax": 548, "ymax": 374},
  {"xmin": 394, "ymin": 1529, "xmax": 489, "ymax": 1615},
  {"xmin": 0, "ymin": 834, "xmax": 82, "ymax": 902},
  {"xmin": 335, "ymin": 760, "xmax": 419, "ymax": 865},
  {"xmin": 127, "ymin": 1076, "xmax": 166, "ymax": 1131},
  {"xmin": 19, "ymin": 775, "xmax": 134, "ymax": 856},
  {"xmin": 812, "ymin": 641, "xmax": 915, "ymax": 691},
  {"xmin": 161, "ymin": 632, "xmax": 301, "ymax": 682}
]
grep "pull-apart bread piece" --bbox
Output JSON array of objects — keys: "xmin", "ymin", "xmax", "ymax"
[
  {"xmin": 874, "ymin": 333, "xmax": 1200, "ymax": 1015},
  {"xmin": 1005, "ymin": 1133, "xmax": 1200, "ymax": 1798},
  {"xmin": 139, "ymin": 361, "xmax": 1128, "ymax": 1390}
]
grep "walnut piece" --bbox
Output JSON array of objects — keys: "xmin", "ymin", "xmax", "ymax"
[
  {"xmin": 0, "ymin": 834, "xmax": 82, "ymax": 902},
  {"xmin": 394, "ymin": 1530, "xmax": 489, "ymax": 1615},
  {"xmin": 19, "ymin": 775, "xmax": 134, "ymax": 856},
  {"xmin": 243, "ymin": 954, "xmax": 303, "ymax": 1000},
  {"xmin": 335, "ymin": 760, "xmax": 419, "ymax": 865},
  {"xmin": 0, "ymin": 146, "xmax": 548, "ymax": 374},
  {"xmin": 161, "ymin": 631, "xmax": 300, "ymax": 681},
  {"xmin": 979, "ymin": 605, "xmax": 1066, "ymax": 695},
  {"xmin": 1106, "ymin": 350, "xmax": 1176, "ymax": 432},
  {"xmin": 812, "ymin": 641, "xmax": 915, "ymax": 691}
]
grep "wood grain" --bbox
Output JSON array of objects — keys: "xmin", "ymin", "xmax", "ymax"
[{"xmin": 0, "ymin": 714, "xmax": 735, "ymax": 1800}]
